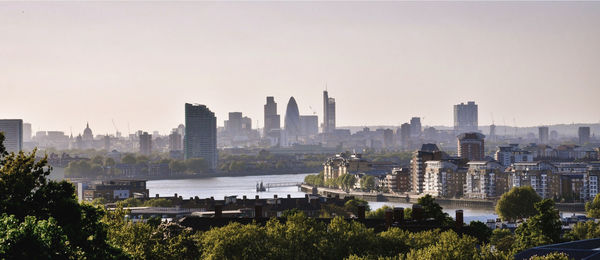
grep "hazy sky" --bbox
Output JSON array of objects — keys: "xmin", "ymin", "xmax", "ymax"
[{"xmin": 1, "ymin": 2, "xmax": 599, "ymax": 135}]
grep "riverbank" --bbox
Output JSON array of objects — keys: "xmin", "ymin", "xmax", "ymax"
[{"xmin": 301, "ymin": 184, "xmax": 586, "ymax": 213}]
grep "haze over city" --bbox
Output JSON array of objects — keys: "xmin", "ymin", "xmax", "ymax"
[{"xmin": 1, "ymin": 1, "xmax": 599, "ymax": 134}]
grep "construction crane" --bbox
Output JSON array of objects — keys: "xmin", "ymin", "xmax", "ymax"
[
  {"xmin": 308, "ymin": 106, "xmax": 317, "ymax": 115},
  {"xmin": 111, "ymin": 119, "xmax": 120, "ymax": 137}
]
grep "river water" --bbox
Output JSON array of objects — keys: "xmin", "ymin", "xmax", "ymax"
[{"xmin": 146, "ymin": 173, "xmax": 517, "ymax": 223}]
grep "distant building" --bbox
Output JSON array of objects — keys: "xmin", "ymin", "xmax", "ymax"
[
  {"xmin": 488, "ymin": 124, "xmax": 496, "ymax": 142},
  {"xmin": 322, "ymin": 91, "xmax": 336, "ymax": 133},
  {"xmin": 494, "ymin": 144, "xmax": 533, "ymax": 167},
  {"xmin": 539, "ymin": 126, "xmax": 549, "ymax": 144},
  {"xmin": 454, "ymin": 101, "xmax": 478, "ymax": 134},
  {"xmin": 464, "ymin": 161, "xmax": 507, "ymax": 199},
  {"xmin": 383, "ymin": 129, "xmax": 394, "ymax": 148},
  {"xmin": 169, "ymin": 131, "xmax": 182, "ymax": 151},
  {"xmin": 139, "ymin": 132, "xmax": 152, "ymax": 155},
  {"xmin": 457, "ymin": 132, "xmax": 485, "ymax": 161},
  {"xmin": 299, "ymin": 115, "xmax": 319, "ymax": 137},
  {"xmin": 0, "ymin": 119, "xmax": 23, "ymax": 153},
  {"xmin": 284, "ymin": 97, "xmax": 301, "ymax": 145},
  {"xmin": 411, "ymin": 144, "xmax": 443, "ymax": 193},
  {"xmin": 399, "ymin": 123, "xmax": 411, "ymax": 150},
  {"xmin": 80, "ymin": 179, "xmax": 149, "ymax": 202},
  {"xmin": 263, "ymin": 96, "xmax": 280, "ymax": 136},
  {"xmin": 509, "ymin": 162, "xmax": 559, "ymax": 199},
  {"xmin": 82, "ymin": 122, "xmax": 93, "ymax": 142},
  {"xmin": 410, "ymin": 117, "xmax": 422, "ymax": 137},
  {"xmin": 579, "ymin": 126, "xmax": 591, "ymax": 145},
  {"xmin": 22, "ymin": 122, "xmax": 31, "ymax": 142},
  {"xmin": 184, "ymin": 103, "xmax": 217, "ymax": 170},
  {"xmin": 104, "ymin": 135, "xmax": 110, "ymax": 151}
]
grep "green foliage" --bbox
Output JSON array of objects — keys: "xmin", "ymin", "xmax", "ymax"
[
  {"xmin": 585, "ymin": 193, "xmax": 600, "ymax": 218},
  {"xmin": 513, "ymin": 199, "xmax": 562, "ymax": 253},
  {"xmin": 417, "ymin": 194, "xmax": 452, "ymax": 224},
  {"xmin": 490, "ymin": 229, "xmax": 514, "ymax": 253},
  {"xmin": 143, "ymin": 198, "xmax": 173, "ymax": 207},
  {"xmin": 0, "ymin": 214, "xmax": 75, "ymax": 259},
  {"xmin": 344, "ymin": 198, "xmax": 370, "ymax": 216},
  {"xmin": 528, "ymin": 252, "xmax": 571, "ymax": 260},
  {"xmin": 565, "ymin": 220, "xmax": 600, "ymax": 241},
  {"xmin": 0, "ymin": 135, "xmax": 122, "ymax": 259},
  {"xmin": 496, "ymin": 186, "xmax": 542, "ymax": 221},
  {"xmin": 304, "ymin": 172, "xmax": 325, "ymax": 187},
  {"xmin": 367, "ymin": 205, "xmax": 392, "ymax": 219},
  {"xmin": 121, "ymin": 154, "xmax": 137, "ymax": 164},
  {"xmin": 466, "ymin": 221, "xmax": 493, "ymax": 243},
  {"xmin": 185, "ymin": 158, "xmax": 209, "ymax": 174},
  {"xmin": 360, "ymin": 175, "xmax": 376, "ymax": 191}
]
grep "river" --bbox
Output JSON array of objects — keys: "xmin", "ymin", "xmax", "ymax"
[{"xmin": 146, "ymin": 173, "xmax": 578, "ymax": 223}]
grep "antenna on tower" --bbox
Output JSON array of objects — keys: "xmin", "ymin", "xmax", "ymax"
[{"xmin": 490, "ymin": 112, "xmax": 495, "ymax": 125}]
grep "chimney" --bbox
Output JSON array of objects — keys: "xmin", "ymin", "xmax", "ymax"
[
  {"xmin": 357, "ymin": 205, "xmax": 366, "ymax": 220},
  {"xmin": 385, "ymin": 209, "xmax": 393, "ymax": 228},
  {"xmin": 455, "ymin": 210, "xmax": 464, "ymax": 230},
  {"xmin": 393, "ymin": 207, "xmax": 404, "ymax": 223},
  {"xmin": 255, "ymin": 204, "xmax": 263, "ymax": 219},
  {"xmin": 155, "ymin": 194, "xmax": 159, "ymax": 198},
  {"xmin": 287, "ymin": 194, "xmax": 291, "ymax": 199},
  {"xmin": 214, "ymin": 204, "xmax": 222, "ymax": 218},
  {"xmin": 412, "ymin": 204, "xmax": 423, "ymax": 221},
  {"xmin": 255, "ymin": 195, "xmax": 259, "ymax": 200}
]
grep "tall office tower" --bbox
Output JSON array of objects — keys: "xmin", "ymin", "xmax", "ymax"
[
  {"xmin": 457, "ymin": 132, "xmax": 485, "ymax": 161},
  {"xmin": 169, "ymin": 131, "xmax": 182, "ymax": 151},
  {"xmin": 410, "ymin": 117, "xmax": 422, "ymax": 137},
  {"xmin": 400, "ymin": 123, "xmax": 411, "ymax": 149},
  {"xmin": 139, "ymin": 132, "xmax": 152, "ymax": 155},
  {"xmin": 322, "ymin": 91, "xmax": 336, "ymax": 133},
  {"xmin": 300, "ymin": 115, "xmax": 319, "ymax": 137},
  {"xmin": 539, "ymin": 126, "xmax": 549, "ymax": 144},
  {"xmin": 184, "ymin": 103, "xmax": 217, "ymax": 170},
  {"xmin": 410, "ymin": 143, "xmax": 442, "ymax": 193},
  {"xmin": 0, "ymin": 119, "xmax": 23, "ymax": 153},
  {"xmin": 489, "ymin": 124, "xmax": 496, "ymax": 142},
  {"xmin": 579, "ymin": 126, "xmax": 591, "ymax": 145},
  {"xmin": 263, "ymin": 96, "xmax": 280, "ymax": 136},
  {"xmin": 284, "ymin": 97, "xmax": 301, "ymax": 143},
  {"xmin": 454, "ymin": 101, "xmax": 478, "ymax": 134},
  {"xmin": 225, "ymin": 112, "xmax": 243, "ymax": 137},
  {"xmin": 22, "ymin": 123, "xmax": 32, "ymax": 142},
  {"xmin": 383, "ymin": 129, "xmax": 394, "ymax": 148},
  {"xmin": 104, "ymin": 135, "xmax": 110, "ymax": 151}
]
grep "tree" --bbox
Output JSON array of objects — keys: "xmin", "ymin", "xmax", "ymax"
[
  {"xmin": 465, "ymin": 221, "xmax": 492, "ymax": 243},
  {"xmin": 185, "ymin": 158, "xmax": 208, "ymax": 174},
  {"xmin": 417, "ymin": 194, "xmax": 451, "ymax": 224},
  {"xmin": 513, "ymin": 199, "xmax": 562, "ymax": 252},
  {"xmin": 490, "ymin": 229, "xmax": 514, "ymax": 253},
  {"xmin": 528, "ymin": 252, "xmax": 570, "ymax": 260},
  {"xmin": 344, "ymin": 198, "xmax": 370, "ymax": 216},
  {"xmin": 565, "ymin": 220, "xmax": 600, "ymax": 241},
  {"xmin": 169, "ymin": 160, "xmax": 187, "ymax": 174},
  {"xmin": 121, "ymin": 154, "xmax": 137, "ymax": 164},
  {"xmin": 496, "ymin": 186, "xmax": 541, "ymax": 221},
  {"xmin": 0, "ymin": 133, "xmax": 122, "ymax": 258},
  {"xmin": 585, "ymin": 193, "xmax": 600, "ymax": 218},
  {"xmin": 367, "ymin": 205, "xmax": 392, "ymax": 219},
  {"xmin": 360, "ymin": 175, "xmax": 376, "ymax": 191}
]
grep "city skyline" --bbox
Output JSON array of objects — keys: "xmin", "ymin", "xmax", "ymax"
[{"xmin": 2, "ymin": 2, "xmax": 600, "ymax": 134}]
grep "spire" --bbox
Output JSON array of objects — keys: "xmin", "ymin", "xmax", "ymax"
[{"xmin": 86, "ymin": 122, "xmax": 89, "ymax": 128}]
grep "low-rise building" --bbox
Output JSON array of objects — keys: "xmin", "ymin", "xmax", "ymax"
[{"xmin": 81, "ymin": 179, "xmax": 149, "ymax": 202}]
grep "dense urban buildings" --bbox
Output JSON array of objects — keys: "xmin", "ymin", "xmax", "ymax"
[
  {"xmin": 0, "ymin": 119, "xmax": 23, "ymax": 153},
  {"xmin": 457, "ymin": 132, "xmax": 485, "ymax": 161},
  {"xmin": 299, "ymin": 115, "xmax": 319, "ymax": 137},
  {"xmin": 410, "ymin": 117, "xmax": 422, "ymax": 137},
  {"xmin": 322, "ymin": 90, "xmax": 336, "ymax": 133},
  {"xmin": 454, "ymin": 101, "xmax": 478, "ymax": 134},
  {"xmin": 410, "ymin": 144, "xmax": 443, "ymax": 193},
  {"xmin": 184, "ymin": 103, "xmax": 217, "ymax": 170}
]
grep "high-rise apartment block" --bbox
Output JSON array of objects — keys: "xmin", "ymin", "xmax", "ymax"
[
  {"xmin": 454, "ymin": 101, "xmax": 478, "ymax": 134},
  {"xmin": 323, "ymin": 91, "xmax": 336, "ymax": 133},
  {"xmin": 0, "ymin": 119, "xmax": 23, "ymax": 153},
  {"xmin": 457, "ymin": 132, "xmax": 485, "ymax": 161},
  {"xmin": 22, "ymin": 122, "xmax": 31, "ymax": 142},
  {"xmin": 410, "ymin": 117, "xmax": 422, "ymax": 137},
  {"xmin": 139, "ymin": 132, "xmax": 152, "ymax": 155},
  {"xmin": 579, "ymin": 126, "xmax": 591, "ymax": 145},
  {"xmin": 184, "ymin": 103, "xmax": 217, "ymax": 170},
  {"xmin": 410, "ymin": 144, "xmax": 443, "ymax": 193},
  {"xmin": 399, "ymin": 123, "xmax": 411, "ymax": 149},
  {"xmin": 169, "ymin": 131, "xmax": 182, "ymax": 151},
  {"xmin": 539, "ymin": 126, "xmax": 549, "ymax": 144},
  {"xmin": 263, "ymin": 97, "xmax": 280, "ymax": 136}
]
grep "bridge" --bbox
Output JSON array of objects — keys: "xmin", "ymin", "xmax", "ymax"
[{"xmin": 257, "ymin": 182, "xmax": 302, "ymax": 191}]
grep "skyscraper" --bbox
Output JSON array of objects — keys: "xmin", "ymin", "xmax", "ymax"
[
  {"xmin": 0, "ymin": 119, "xmax": 23, "ymax": 153},
  {"xmin": 579, "ymin": 126, "xmax": 591, "ymax": 145},
  {"xmin": 454, "ymin": 101, "xmax": 478, "ymax": 134},
  {"xmin": 457, "ymin": 132, "xmax": 485, "ymax": 161},
  {"xmin": 263, "ymin": 96, "xmax": 280, "ymax": 136},
  {"xmin": 139, "ymin": 132, "xmax": 152, "ymax": 155},
  {"xmin": 23, "ymin": 122, "xmax": 31, "ymax": 142},
  {"xmin": 284, "ymin": 97, "xmax": 301, "ymax": 144},
  {"xmin": 184, "ymin": 103, "xmax": 217, "ymax": 170},
  {"xmin": 323, "ymin": 90, "xmax": 336, "ymax": 133},
  {"xmin": 539, "ymin": 126, "xmax": 549, "ymax": 144},
  {"xmin": 410, "ymin": 117, "xmax": 422, "ymax": 137},
  {"xmin": 400, "ymin": 123, "xmax": 411, "ymax": 150},
  {"xmin": 300, "ymin": 115, "xmax": 319, "ymax": 137},
  {"xmin": 169, "ymin": 131, "xmax": 182, "ymax": 151}
]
